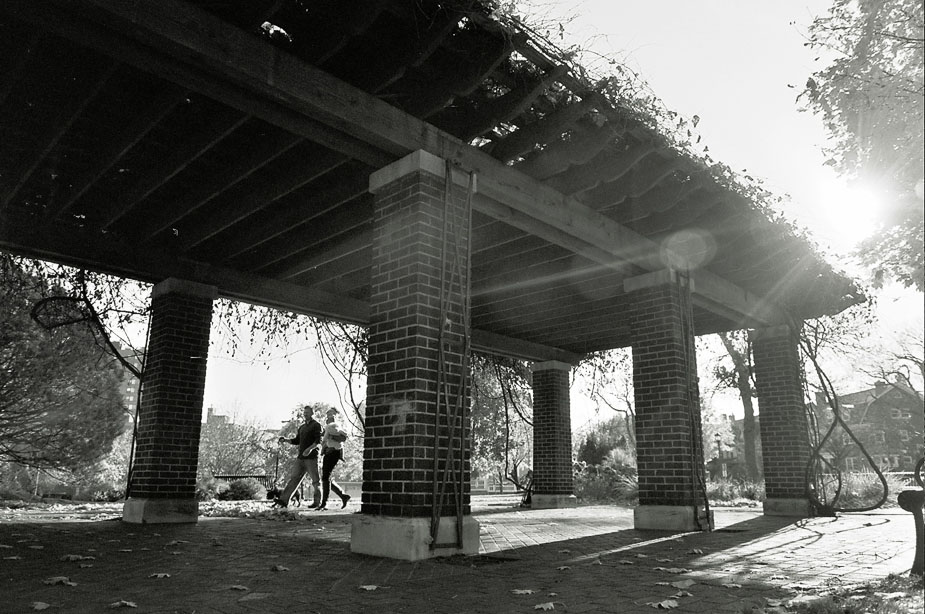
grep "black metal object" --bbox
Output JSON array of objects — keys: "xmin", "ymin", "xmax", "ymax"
[{"xmin": 897, "ymin": 456, "xmax": 925, "ymax": 577}]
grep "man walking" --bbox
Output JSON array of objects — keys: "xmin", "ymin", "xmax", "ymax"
[{"xmin": 276, "ymin": 405, "xmax": 323, "ymax": 508}]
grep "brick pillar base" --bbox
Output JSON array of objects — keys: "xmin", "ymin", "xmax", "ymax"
[
  {"xmin": 531, "ymin": 361, "xmax": 577, "ymax": 509},
  {"xmin": 752, "ymin": 324, "xmax": 811, "ymax": 517},
  {"xmin": 123, "ymin": 279, "xmax": 215, "ymax": 524},
  {"xmin": 351, "ymin": 150, "xmax": 479, "ymax": 560},
  {"xmin": 627, "ymin": 270, "xmax": 712, "ymax": 532}
]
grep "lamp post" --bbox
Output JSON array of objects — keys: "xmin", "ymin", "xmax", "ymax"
[{"xmin": 714, "ymin": 433, "xmax": 722, "ymax": 460}]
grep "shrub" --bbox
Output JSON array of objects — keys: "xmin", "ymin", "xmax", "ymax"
[
  {"xmin": 91, "ymin": 488, "xmax": 125, "ymax": 502},
  {"xmin": 216, "ymin": 478, "xmax": 262, "ymax": 501},
  {"xmin": 707, "ymin": 478, "xmax": 765, "ymax": 505},
  {"xmin": 835, "ymin": 471, "xmax": 912, "ymax": 509},
  {"xmin": 196, "ymin": 478, "xmax": 221, "ymax": 501},
  {"xmin": 573, "ymin": 462, "xmax": 638, "ymax": 504}
]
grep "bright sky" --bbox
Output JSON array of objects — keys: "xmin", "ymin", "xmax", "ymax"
[
  {"xmin": 203, "ymin": 1, "xmax": 923, "ymax": 429},
  {"xmin": 552, "ymin": 0, "xmax": 884, "ymax": 256}
]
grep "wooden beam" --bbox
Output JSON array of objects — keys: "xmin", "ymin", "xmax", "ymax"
[
  {"xmin": 0, "ymin": 211, "xmax": 369, "ymax": 324},
  {"xmin": 0, "ymin": 209, "xmax": 586, "ymax": 358},
  {"xmin": 470, "ymin": 329, "xmax": 582, "ymax": 364}
]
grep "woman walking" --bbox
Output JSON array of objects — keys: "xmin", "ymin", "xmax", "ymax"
[{"xmin": 316, "ymin": 409, "xmax": 351, "ymax": 511}]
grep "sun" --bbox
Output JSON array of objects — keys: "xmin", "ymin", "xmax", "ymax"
[{"xmin": 813, "ymin": 177, "xmax": 884, "ymax": 251}]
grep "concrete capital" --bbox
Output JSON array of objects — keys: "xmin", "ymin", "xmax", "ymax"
[
  {"xmin": 749, "ymin": 324, "xmax": 799, "ymax": 342},
  {"xmin": 369, "ymin": 150, "xmax": 477, "ymax": 194},
  {"xmin": 531, "ymin": 360, "xmax": 573, "ymax": 373},
  {"xmin": 624, "ymin": 268, "xmax": 693, "ymax": 293},
  {"xmin": 152, "ymin": 278, "xmax": 218, "ymax": 300}
]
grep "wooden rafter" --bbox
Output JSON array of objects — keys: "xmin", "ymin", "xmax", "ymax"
[
  {"xmin": 1, "ymin": 59, "xmax": 118, "ymax": 210},
  {"xmin": 585, "ymin": 152, "xmax": 683, "ymax": 212},
  {"xmin": 273, "ymin": 231, "xmax": 370, "ymax": 281},
  {"xmin": 223, "ymin": 172, "xmax": 370, "ymax": 263},
  {"xmin": 398, "ymin": 31, "xmax": 522, "ymax": 119},
  {"xmin": 336, "ymin": 7, "xmax": 460, "ymax": 93},
  {"xmin": 513, "ymin": 123, "xmax": 616, "ymax": 181},
  {"xmin": 178, "ymin": 146, "xmax": 349, "ymax": 251},
  {"xmin": 486, "ymin": 97, "xmax": 597, "ymax": 162},
  {"xmin": 48, "ymin": 86, "xmax": 188, "ymax": 221},
  {"xmin": 135, "ymin": 130, "xmax": 304, "ymax": 242},
  {"xmin": 240, "ymin": 196, "xmax": 372, "ymax": 272},
  {"xmin": 612, "ymin": 178, "xmax": 708, "ymax": 226},
  {"xmin": 437, "ymin": 64, "xmax": 569, "ymax": 140},
  {"xmin": 545, "ymin": 141, "xmax": 658, "ymax": 197},
  {"xmin": 93, "ymin": 110, "xmax": 250, "ymax": 231},
  {"xmin": 0, "ymin": 31, "xmax": 42, "ymax": 109}
]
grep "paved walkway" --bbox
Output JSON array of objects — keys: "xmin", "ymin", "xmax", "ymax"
[{"xmin": 0, "ymin": 497, "xmax": 918, "ymax": 613}]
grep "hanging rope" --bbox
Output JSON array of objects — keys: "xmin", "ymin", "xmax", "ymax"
[
  {"xmin": 676, "ymin": 269, "xmax": 711, "ymax": 531},
  {"xmin": 799, "ymin": 330, "xmax": 889, "ymax": 514},
  {"xmin": 430, "ymin": 162, "xmax": 476, "ymax": 549}
]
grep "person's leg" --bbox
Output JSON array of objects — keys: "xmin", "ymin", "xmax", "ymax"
[
  {"xmin": 306, "ymin": 454, "xmax": 321, "ymax": 507},
  {"xmin": 278, "ymin": 458, "xmax": 307, "ymax": 506},
  {"xmin": 327, "ymin": 450, "xmax": 350, "ymax": 508},
  {"xmin": 318, "ymin": 451, "xmax": 338, "ymax": 509}
]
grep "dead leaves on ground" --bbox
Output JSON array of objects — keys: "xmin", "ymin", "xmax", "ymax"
[{"xmin": 43, "ymin": 576, "xmax": 76, "ymax": 586}]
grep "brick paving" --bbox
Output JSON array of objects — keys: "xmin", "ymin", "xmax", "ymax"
[{"xmin": 0, "ymin": 498, "xmax": 917, "ymax": 614}]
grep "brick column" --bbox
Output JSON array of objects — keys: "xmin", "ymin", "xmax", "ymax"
[
  {"xmin": 350, "ymin": 150, "xmax": 479, "ymax": 560},
  {"xmin": 751, "ymin": 324, "xmax": 812, "ymax": 516},
  {"xmin": 531, "ymin": 361, "xmax": 577, "ymax": 508},
  {"xmin": 123, "ymin": 278, "xmax": 216, "ymax": 524},
  {"xmin": 626, "ymin": 270, "xmax": 712, "ymax": 531}
]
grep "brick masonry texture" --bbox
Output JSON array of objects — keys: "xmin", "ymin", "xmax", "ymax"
[
  {"xmin": 364, "ymin": 168, "xmax": 472, "ymax": 518},
  {"xmin": 129, "ymin": 287, "xmax": 214, "ymax": 499},
  {"xmin": 628, "ymin": 276, "xmax": 707, "ymax": 506},
  {"xmin": 532, "ymin": 365, "xmax": 573, "ymax": 495},
  {"xmin": 752, "ymin": 325, "xmax": 811, "ymax": 500}
]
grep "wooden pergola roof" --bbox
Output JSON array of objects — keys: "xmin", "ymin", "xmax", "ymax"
[{"xmin": 0, "ymin": 0, "xmax": 861, "ymax": 363}]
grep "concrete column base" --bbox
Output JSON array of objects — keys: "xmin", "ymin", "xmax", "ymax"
[
  {"xmin": 531, "ymin": 494, "xmax": 578, "ymax": 509},
  {"xmin": 763, "ymin": 498, "xmax": 812, "ymax": 517},
  {"xmin": 123, "ymin": 498, "xmax": 198, "ymax": 524},
  {"xmin": 634, "ymin": 505, "xmax": 714, "ymax": 531},
  {"xmin": 350, "ymin": 515, "xmax": 480, "ymax": 561}
]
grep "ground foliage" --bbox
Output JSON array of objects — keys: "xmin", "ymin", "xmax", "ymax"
[{"xmin": 743, "ymin": 573, "xmax": 924, "ymax": 614}]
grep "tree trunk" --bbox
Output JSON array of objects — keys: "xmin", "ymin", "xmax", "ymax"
[
  {"xmin": 738, "ymin": 378, "xmax": 759, "ymax": 481},
  {"xmin": 720, "ymin": 333, "xmax": 760, "ymax": 481}
]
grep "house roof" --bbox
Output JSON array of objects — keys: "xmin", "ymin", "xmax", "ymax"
[{"xmin": 0, "ymin": 0, "xmax": 863, "ymax": 362}]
